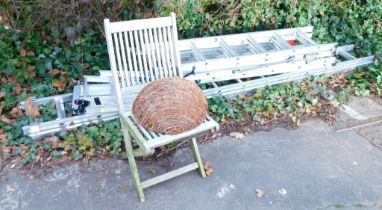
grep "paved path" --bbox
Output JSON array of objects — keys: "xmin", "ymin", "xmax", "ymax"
[{"xmin": 1, "ymin": 119, "xmax": 382, "ymax": 210}]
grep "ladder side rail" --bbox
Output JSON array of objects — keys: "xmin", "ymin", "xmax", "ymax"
[
  {"xmin": 177, "ymin": 26, "xmax": 314, "ymax": 50},
  {"xmin": 19, "ymin": 93, "xmax": 73, "ymax": 109},
  {"xmin": 203, "ymin": 56, "xmax": 374, "ymax": 98},
  {"xmin": 181, "ymin": 43, "xmax": 337, "ymax": 74},
  {"xmin": 187, "ymin": 57, "xmax": 336, "ymax": 83}
]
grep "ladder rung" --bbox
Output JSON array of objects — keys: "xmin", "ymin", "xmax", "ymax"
[
  {"xmin": 211, "ymin": 81, "xmax": 219, "ymax": 88},
  {"xmin": 247, "ymin": 36, "xmax": 266, "ymax": 53},
  {"xmin": 219, "ymin": 38, "xmax": 237, "ymax": 57},
  {"xmin": 272, "ymin": 33, "xmax": 292, "ymax": 50},
  {"xmin": 295, "ymin": 30, "xmax": 316, "ymax": 46},
  {"xmin": 55, "ymin": 97, "xmax": 66, "ymax": 119},
  {"xmin": 190, "ymin": 41, "xmax": 206, "ymax": 61}
]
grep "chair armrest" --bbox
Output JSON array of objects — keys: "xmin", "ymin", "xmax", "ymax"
[{"xmin": 120, "ymin": 114, "xmax": 151, "ymax": 155}]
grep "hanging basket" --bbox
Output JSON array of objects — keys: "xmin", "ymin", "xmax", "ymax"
[{"xmin": 132, "ymin": 77, "xmax": 208, "ymax": 135}]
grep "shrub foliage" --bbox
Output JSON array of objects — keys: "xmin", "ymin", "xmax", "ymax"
[{"xmin": 0, "ymin": 0, "xmax": 381, "ymax": 164}]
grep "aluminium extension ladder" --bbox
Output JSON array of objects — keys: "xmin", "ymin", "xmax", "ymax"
[{"xmin": 19, "ymin": 26, "xmax": 375, "ymax": 139}]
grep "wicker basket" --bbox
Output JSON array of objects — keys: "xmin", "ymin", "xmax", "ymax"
[{"xmin": 132, "ymin": 77, "xmax": 208, "ymax": 135}]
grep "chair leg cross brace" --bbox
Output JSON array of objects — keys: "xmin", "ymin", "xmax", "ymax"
[{"xmin": 122, "ymin": 121, "xmax": 207, "ymax": 202}]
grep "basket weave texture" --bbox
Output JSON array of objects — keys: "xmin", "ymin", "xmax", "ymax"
[{"xmin": 132, "ymin": 77, "xmax": 208, "ymax": 135}]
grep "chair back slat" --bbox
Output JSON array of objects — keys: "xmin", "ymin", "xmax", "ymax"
[
  {"xmin": 138, "ymin": 29, "xmax": 150, "ymax": 82},
  {"xmin": 166, "ymin": 26, "xmax": 177, "ymax": 77},
  {"xmin": 164, "ymin": 27, "xmax": 174, "ymax": 77},
  {"xmin": 152, "ymin": 28, "xmax": 164, "ymax": 79},
  {"xmin": 133, "ymin": 30, "xmax": 145, "ymax": 83},
  {"xmin": 147, "ymin": 29, "xmax": 160, "ymax": 80},
  {"xmin": 104, "ymin": 12, "xmax": 181, "ymax": 89},
  {"xmin": 118, "ymin": 32, "xmax": 131, "ymax": 86},
  {"xmin": 123, "ymin": 32, "xmax": 135, "ymax": 85},
  {"xmin": 158, "ymin": 28, "xmax": 171, "ymax": 77},
  {"xmin": 143, "ymin": 29, "xmax": 155, "ymax": 80},
  {"xmin": 156, "ymin": 28, "xmax": 166, "ymax": 77},
  {"xmin": 128, "ymin": 31, "xmax": 140, "ymax": 85},
  {"xmin": 112, "ymin": 33, "xmax": 127, "ymax": 86}
]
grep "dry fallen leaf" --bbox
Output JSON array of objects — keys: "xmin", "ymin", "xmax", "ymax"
[
  {"xmin": 0, "ymin": 115, "xmax": 13, "ymax": 124},
  {"xmin": 203, "ymin": 160, "xmax": 213, "ymax": 176},
  {"xmin": 21, "ymin": 149, "xmax": 29, "ymax": 158},
  {"xmin": 24, "ymin": 98, "xmax": 40, "ymax": 118},
  {"xmin": 12, "ymin": 85, "xmax": 22, "ymax": 95},
  {"xmin": 20, "ymin": 48, "xmax": 26, "ymax": 57},
  {"xmin": 6, "ymin": 185, "xmax": 15, "ymax": 193},
  {"xmin": 120, "ymin": 184, "xmax": 129, "ymax": 190},
  {"xmin": 256, "ymin": 189, "xmax": 265, "ymax": 198},
  {"xmin": 49, "ymin": 69, "xmax": 62, "ymax": 76},
  {"xmin": 229, "ymin": 132, "xmax": 245, "ymax": 140},
  {"xmin": 2, "ymin": 146, "xmax": 11, "ymax": 154},
  {"xmin": 52, "ymin": 79, "xmax": 66, "ymax": 92},
  {"xmin": 203, "ymin": 160, "xmax": 211, "ymax": 170},
  {"xmin": 0, "ymin": 102, "xmax": 4, "ymax": 115},
  {"xmin": 24, "ymin": 66, "xmax": 36, "ymax": 79},
  {"xmin": 205, "ymin": 167, "xmax": 213, "ymax": 176},
  {"xmin": 1, "ymin": 128, "xmax": 9, "ymax": 146},
  {"xmin": 9, "ymin": 107, "xmax": 20, "ymax": 118},
  {"xmin": 148, "ymin": 168, "xmax": 157, "ymax": 175},
  {"xmin": 26, "ymin": 50, "xmax": 35, "ymax": 56},
  {"xmin": 45, "ymin": 136, "xmax": 60, "ymax": 149},
  {"xmin": 0, "ymin": 134, "xmax": 7, "ymax": 142},
  {"xmin": 253, "ymin": 92, "xmax": 262, "ymax": 98}
]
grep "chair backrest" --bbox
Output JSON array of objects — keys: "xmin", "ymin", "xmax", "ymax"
[
  {"xmin": 104, "ymin": 13, "xmax": 182, "ymax": 114},
  {"xmin": 104, "ymin": 13, "xmax": 182, "ymax": 88}
]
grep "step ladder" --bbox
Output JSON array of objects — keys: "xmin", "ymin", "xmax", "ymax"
[{"xmin": 19, "ymin": 26, "xmax": 375, "ymax": 140}]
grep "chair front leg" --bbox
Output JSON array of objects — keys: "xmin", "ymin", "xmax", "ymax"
[{"xmin": 120, "ymin": 117, "xmax": 145, "ymax": 202}]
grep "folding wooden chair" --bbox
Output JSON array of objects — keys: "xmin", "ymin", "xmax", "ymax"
[{"xmin": 104, "ymin": 13, "xmax": 219, "ymax": 202}]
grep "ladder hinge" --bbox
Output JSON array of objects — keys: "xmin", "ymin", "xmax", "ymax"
[{"xmin": 73, "ymin": 99, "xmax": 90, "ymax": 115}]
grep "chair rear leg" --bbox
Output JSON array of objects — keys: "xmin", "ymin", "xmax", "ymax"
[
  {"xmin": 121, "ymin": 119, "xmax": 145, "ymax": 202},
  {"xmin": 191, "ymin": 138, "xmax": 206, "ymax": 178}
]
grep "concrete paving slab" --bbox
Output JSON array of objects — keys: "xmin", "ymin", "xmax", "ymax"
[
  {"xmin": 354, "ymin": 122, "xmax": 382, "ymax": 150},
  {"xmin": 1, "ymin": 120, "xmax": 382, "ymax": 210},
  {"xmin": 335, "ymin": 96, "xmax": 382, "ymax": 149},
  {"xmin": 345, "ymin": 96, "xmax": 382, "ymax": 119}
]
